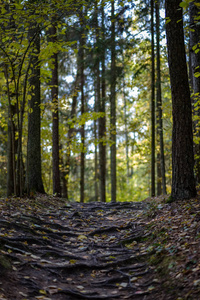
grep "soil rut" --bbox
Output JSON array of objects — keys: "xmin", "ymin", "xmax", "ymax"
[{"xmin": 0, "ymin": 198, "xmax": 161, "ymax": 300}]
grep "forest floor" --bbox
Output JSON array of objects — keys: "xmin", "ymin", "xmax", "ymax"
[{"xmin": 0, "ymin": 195, "xmax": 200, "ymax": 300}]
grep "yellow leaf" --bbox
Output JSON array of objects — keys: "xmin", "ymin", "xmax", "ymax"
[
  {"xmin": 69, "ymin": 259, "xmax": 77, "ymax": 264},
  {"xmin": 77, "ymin": 235, "xmax": 87, "ymax": 241},
  {"xmin": 39, "ymin": 289, "xmax": 47, "ymax": 295}
]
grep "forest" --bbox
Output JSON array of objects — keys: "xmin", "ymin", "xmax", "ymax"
[
  {"xmin": 0, "ymin": 0, "xmax": 198, "ymax": 202},
  {"xmin": 1, "ymin": 1, "xmax": 200, "ymax": 299},
  {"xmin": 0, "ymin": 0, "xmax": 171, "ymax": 202}
]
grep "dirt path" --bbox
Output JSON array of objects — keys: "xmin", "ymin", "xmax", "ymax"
[{"xmin": 0, "ymin": 197, "xmax": 165, "ymax": 300}]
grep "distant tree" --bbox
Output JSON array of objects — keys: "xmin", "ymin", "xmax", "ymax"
[
  {"xmin": 155, "ymin": 0, "xmax": 166, "ymax": 195},
  {"xmin": 151, "ymin": 0, "xmax": 155, "ymax": 197},
  {"xmin": 50, "ymin": 22, "xmax": 61, "ymax": 196},
  {"xmin": 79, "ymin": 9, "xmax": 85, "ymax": 203},
  {"xmin": 99, "ymin": 0, "xmax": 107, "ymax": 202},
  {"xmin": 110, "ymin": 0, "xmax": 117, "ymax": 202},
  {"xmin": 166, "ymin": 0, "xmax": 196, "ymax": 199}
]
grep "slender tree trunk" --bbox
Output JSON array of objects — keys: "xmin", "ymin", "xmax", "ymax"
[
  {"xmin": 94, "ymin": 93, "xmax": 98, "ymax": 201},
  {"xmin": 51, "ymin": 23, "xmax": 61, "ymax": 196},
  {"xmin": 94, "ymin": 1, "xmax": 100, "ymax": 201},
  {"xmin": 110, "ymin": 0, "xmax": 116, "ymax": 202},
  {"xmin": 60, "ymin": 143, "xmax": 68, "ymax": 198},
  {"xmin": 151, "ymin": 0, "xmax": 155, "ymax": 197},
  {"xmin": 6, "ymin": 105, "xmax": 15, "ymax": 196},
  {"xmin": 189, "ymin": 1, "xmax": 200, "ymax": 185},
  {"xmin": 99, "ymin": 0, "xmax": 106, "ymax": 202},
  {"xmin": 80, "ymin": 10, "xmax": 85, "ymax": 203},
  {"xmin": 166, "ymin": 0, "xmax": 196, "ymax": 200},
  {"xmin": 156, "ymin": 152, "xmax": 162, "ymax": 195},
  {"xmin": 26, "ymin": 29, "xmax": 45, "ymax": 195},
  {"xmin": 64, "ymin": 80, "xmax": 78, "ymax": 200},
  {"xmin": 122, "ymin": 58, "xmax": 129, "ymax": 181},
  {"xmin": 5, "ymin": 63, "xmax": 17, "ymax": 196},
  {"xmin": 156, "ymin": 0, "xmax": 166, "ymax": 195}
]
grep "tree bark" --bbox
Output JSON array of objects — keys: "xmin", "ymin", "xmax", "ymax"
[
  {"xmin": 64, "ymin": 80, "xmax": 78, "ymax": 200},
  {"xmin": 26, "ymin": 28, "xmax": 45, "ymax": 195},
  {"xmin": 94, "ymin": 0, "xmax": 100, "ymax": 202},
  {"xmin": 151, "ymin": 0, "xmax": 155, "ymax": 197},
  {"xmin": 94, "ymin": 93, "xmax": 98, "ymax": 202},
  {"xmin": 79, "ymin": 10, "xmax": 85, "ymax": 203},
  {"xmin": 156, "ymin": 0, "xmax": 166, "ymax": 195},
  {"xmin": 165, "ymin": 0, "xmax": 196, "ymax": 199},
  {"xmin": 123, "ymin": 64, "xmax": 129, "ymax": 181},
  {"xmin": 189, "ymin": 1, "xmax": 200, "ymax": 185},
  {"xmin": 51, "ymin": 23, "xmax": 61, "ymax": 196},
  {"xmin": 6, "ymin": 105, "xmax": 16, "ymax": 197},
  {"xmin": 99, "ymin": 0, "xmax": 106, "ymax": 202},
  {"xmin": 110, "ymin": 0, "xmax": 116, "ymax": 202}
]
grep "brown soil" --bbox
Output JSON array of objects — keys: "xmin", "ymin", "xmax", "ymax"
[{"xmin": 0, "ymin": 194, "xmax": 199, "ymax": 300}]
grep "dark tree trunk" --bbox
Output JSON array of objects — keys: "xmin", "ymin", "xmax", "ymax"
[
  {"xmin": 51, "ymin": 23, "xmax": 61, "ymax": 196},
  {"xmin": 65, "ymin": 85, "xmax": 78, "ymax": 200},
  {"xmin": 5, "ymin": 60, "xmax": 17, "ymax": 197},
  {"xmin": 156, "ymin": 0, "xmax": 166, "ymax": 195},
  {"xmin": 94, "ymin": 1, "xmax": 100, "ymax": 201},
  {"xmin": 6, "ymin": 105, "xmax": 16, "ymax": 197},
  {"xmin": 99, "ymin": 0, "xmax": 106, "ymax": 202},
  {"xmin": 151, "ymin": 0, "xmax": 155, "ymax": 197},
  {"xmin": 189, "ymin": 1, "xmax": 200, "ymax": 185},
  {"xmin": 110, "ymin": 0, "xmax": 116, "ymax": 202},
  {"xmin": 166, "ymin": 0, "xmax": 196, "ymax": 199},
  {"xmin": 94, "ymin": 95, "xmax": 98, "ymax": 201},
  {"xmin": 60, "ymin": 143, "xmax": 68, "ymax": 198},
  {"xmin": 156, "ymin": 152, "xmax": 162, "ymax": 196},
  {"xmin": 79, "ymin": 10, "xmax": 85, "ymax": 203},
  {"xmin": 122, "ymin": 56, "xmax": 129, "ymax": 181},
  {"xmin": 26, "ymin": 29, "xmax": 45, "ymax": 195}
]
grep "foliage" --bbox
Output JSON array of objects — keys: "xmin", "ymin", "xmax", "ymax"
[{"xmin": 0, "ymin": 0, "xmax": 173, "ymax": 201}]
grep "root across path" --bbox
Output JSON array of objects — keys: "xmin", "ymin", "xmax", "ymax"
[{"xmin": 1, "ymin": 195, "xmax": 200, "ymax": 300}]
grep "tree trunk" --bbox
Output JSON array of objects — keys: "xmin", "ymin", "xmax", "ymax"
[
  {"xmin": 51, "ymin": 23, "xmax": 61, "ymax": 196},
  {"xmin": 99, "ymin": 0, "xmax": 106, "ymax": 202},
  {"xmin": 123, "ymin": 58, "xmax": 129, "ymax": 182},
  {"xmin": 110, "ymin": 0, "xmax": 116, "ymax": 202},
  {"xmin": 26, "ymin": 29, "xmax": 45, "ymax": 195},
  {"xmin": 60, "ymin": 143, "xmax": 68, "ymax": 198},
  {"xmin": 80, "ymin": 10, "xmax": 85, "ymax": 203},
  {"xmin": 156, "ymin": 0, "xmax": 166, "ymax": 195},
  {"xmin": 6, "ymin": 106, "xmax": 16, "ymax": 197},
  {"xmin": 151, "ymin": 0, "xmax": 155, "ymax": 197},
  {"xmin": 189, "ymin": 1, "xmax": 200, "ymax": 185},
  {"xmin": 94, "ymin": 97, "xmax": 98, "ymax": 201},
  {"xmin": 166, "ymin": 0, "xmax": 196, "ymax": 200},
  {"xmin": 5, "ymin": 63, "xmax": 17, "ymax": 197},
  {"xmin": 65, "ymin": 85, "xmax": 78, "ymax": 199},
  {"xmin": 94, "ymin": 1, "xmax": 100, "ymax": 202}
]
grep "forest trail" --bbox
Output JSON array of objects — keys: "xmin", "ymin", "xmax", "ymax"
[{"xmin": 0, "ymin": 195, "xmax": 200, "ymax": 300}]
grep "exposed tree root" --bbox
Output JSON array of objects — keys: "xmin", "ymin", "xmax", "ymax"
[{"xmin": 0, "ymin": 197, "xmax": 159, "ymax": 300}]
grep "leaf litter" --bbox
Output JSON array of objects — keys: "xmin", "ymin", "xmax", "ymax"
[{"xmin": 0, "ymin": 194, "xmax": 200, "ymax": 299}]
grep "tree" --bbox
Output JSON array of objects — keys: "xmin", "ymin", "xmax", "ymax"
[
  {"xmin": 26, "ymin": 25, "xmax": 45, "ymax": 195},
  {"xmin": 79, "ymin": 8, "xmax": 85, "ymax": 203},
  {"xmin": 110, "ymin": 0, "xmax": 117, "ymax": 202},
  {"xmin": 99, "ymin": 0, "xmax": 107, "ymax": 202},
  {"xmin": 150, "ymin": 0, "xmax": 155, "ymax": 197},
  {"xmin": 189, "ymin": 1, "xmax": 200, "ymax": 185},
  {"xmin": 165, "ymin": 0, "xmax": 196, "ymax": 199},
  {"xmin": 155, "ymin": 0, "xmax": 166, "ymax": 195},
  {"xmin": 50, "ymin": 22, "xmax": 61, "ymax": 196}
]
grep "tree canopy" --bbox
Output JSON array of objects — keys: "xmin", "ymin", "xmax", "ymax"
[{"xmin": 0, "ymin": 0, "xmax": 198, "ymax": 201}]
